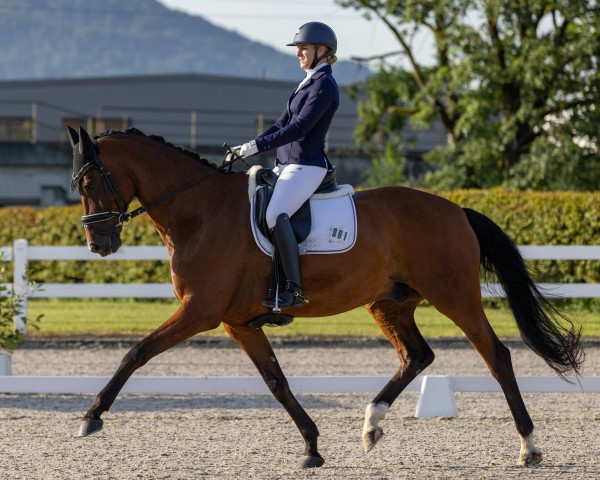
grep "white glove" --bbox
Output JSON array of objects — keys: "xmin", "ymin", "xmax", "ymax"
[
  {"xmin": 239, "ymin": 140, "xmax": 258, "ymax": 158},
  {"xmin": 224, "ymin": 141, "xmax": 258, "ymax": 162},
  {"xmin": 224, "ymin": 149, "xmax": 239, "ymax": 163}
]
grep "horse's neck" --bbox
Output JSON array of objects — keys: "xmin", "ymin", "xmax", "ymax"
[
  {"xmin": 127, "ymin": 148, "xmax": 245, "ymax": 239},
  {"xmin": 154, "ymin": 174, "xmax": 247, "ymax": 251},
  {"xmin": 128, "ymin": 146, "xmax": 209, "ymax": 204}
]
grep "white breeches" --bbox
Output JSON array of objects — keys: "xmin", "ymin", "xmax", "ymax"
[{"xmin": 266, "ymin": 164, "xmax": 327, "ymax": 229}]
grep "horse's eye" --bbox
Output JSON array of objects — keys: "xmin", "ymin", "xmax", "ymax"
[{"xmin": 79, "ymin": 181, "xmax": 96, "ymax": 197}]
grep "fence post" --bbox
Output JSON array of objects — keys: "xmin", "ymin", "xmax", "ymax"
[
  {"xmin": 13, "ymin": 239, "xmax": 28, "ymax": 333},
  {"xmin": 415, "ymin": 375, "xmax": 457, "ymax": 418},
  {"xmin": 0, "ymin": 354, "xmax": 12, "ymax": 375}
]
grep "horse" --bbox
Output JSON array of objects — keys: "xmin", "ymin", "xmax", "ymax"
[{"xmin": 67, "ymin": 125, "xmax": 583, "ymax": 469}]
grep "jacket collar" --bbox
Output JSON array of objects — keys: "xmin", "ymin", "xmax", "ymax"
[{"xmin": 293, "ymin": 64, "xmax": 332, "ymax": 95}]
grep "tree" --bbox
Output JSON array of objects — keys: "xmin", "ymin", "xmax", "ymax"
[{"xmin": 338, "ymin": 0, "xmax": 600, "ymax": 190}]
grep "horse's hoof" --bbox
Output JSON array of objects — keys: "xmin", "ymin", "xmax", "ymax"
[
  {"xmin": 299, "ymin": 455, "xmax": 324, "ymax": 468},
  {"xmin": 362, "ymin": 427, "xmax": 384, "ymax": 453},
  {"xmin": 518, "ymin": 449, "xmax": 542, "ymax": 467},
  {"xmin": 78, "ymin": 418, "xmax": 104, "ymax": 437}
]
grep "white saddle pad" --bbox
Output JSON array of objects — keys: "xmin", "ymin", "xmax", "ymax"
[{"xmin": 247, "ymin": 166, "xmax": 358, "ymax": 256}]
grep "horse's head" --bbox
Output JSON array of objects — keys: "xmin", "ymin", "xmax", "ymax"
[{"xmin": 68, "ymin": 126, "xmax": 134, "ymax": 257}]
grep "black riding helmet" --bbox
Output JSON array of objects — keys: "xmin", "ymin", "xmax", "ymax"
[{"xmin": 287, "ymin": 22, "xmax": 337, "ymax": 69}]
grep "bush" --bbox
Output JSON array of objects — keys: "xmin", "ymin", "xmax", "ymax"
[
  {"xmin": 441, "ymin": 189, "xmax": 600, "ymax": 283},
  {"xmin": 441, "ymin": 189, "xmax": 600, "ymax": 309},
  {"xmin": 0, "ymin": 255, "xmax": 42, "ymax": 352},
  {"xmin": 0, "ymin": 204, "xmax": 168, "ymax": 285}
]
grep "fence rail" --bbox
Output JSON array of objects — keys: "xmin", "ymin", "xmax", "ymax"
[
  {"xmin": 3, "ymin": 240, "xmax": 600, "ymax": 301},
  {"xmin": 0, "ymin": 373, "xmax": 598, "ymax": 418},
  {"xmin": 2, "ymin": 240, "xmax": 600, "ymax": 330}
]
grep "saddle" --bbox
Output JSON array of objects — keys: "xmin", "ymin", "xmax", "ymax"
[
  {"xmin": 254, "ymin": 166, "xmax": 338, "ymax": 242},
  {"xmin": 248, "ymin": 166, "xmax": 338, "ymax": 330}
]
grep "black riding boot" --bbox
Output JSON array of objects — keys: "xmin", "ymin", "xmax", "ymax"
[{"xmin": 262, "ymin": 213, "xmax": 306, "ymax": 309}]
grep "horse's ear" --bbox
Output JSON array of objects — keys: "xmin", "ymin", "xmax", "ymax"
[
  {"xmin": 67, "ymin": 125, "xmax": 79, "ymax": 149},
  {"xmin": 78, "ymin": 126, "xmax": 95, "ymax": 161}
]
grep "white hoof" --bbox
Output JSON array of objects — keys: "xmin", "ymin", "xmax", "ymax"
[{"xmin": 362, "ymin": 427, "xmax": 384, "ymax": 452}]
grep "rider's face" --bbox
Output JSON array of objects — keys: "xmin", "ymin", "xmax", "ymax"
[{"xmin": 296, "ymin": 44, "xmax": 315, "ymax": 70}]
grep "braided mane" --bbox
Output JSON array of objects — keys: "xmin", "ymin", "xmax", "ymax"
[{"xmin": 96, "ymin": 127, "xmax": 219, "ymax": 170}]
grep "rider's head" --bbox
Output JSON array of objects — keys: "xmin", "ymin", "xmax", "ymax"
[{"xmin": 287, "ymin": 22, "xmax": 337, "ymax": 70}]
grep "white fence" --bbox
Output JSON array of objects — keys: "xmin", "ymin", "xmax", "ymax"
[
  {"xmin": 1, "ymin": 239, "xmax": 599, "ymax": 418},
  {"xmin": 2, "ymin": 239, "xmax": 600, "ymax": 332},
  {"xmin": 3, "ymin": 239, "xmax": 600, "ymax": 302},
  {"xmin": 0, "ymin": 373, "xmax": 599, "ymax": 418}
]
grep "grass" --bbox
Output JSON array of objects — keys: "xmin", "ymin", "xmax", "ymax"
[{"xmin": 27, "ymin": 299, "xmax": 598, "ymax": 339}]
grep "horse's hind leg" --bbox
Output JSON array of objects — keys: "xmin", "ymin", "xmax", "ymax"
[
  {"xmin": 223, "ymin": 323, "xmax": 324, "ymax": 469},
  {"xmin": 363, "ymin": 297, "xmax": 434, "ymax": 452},
  {"xmin": 79, "ymin": 299, "xmax": 219, "ymax": 437},
  {"xmin": 436, "ymin": 301, "xmax": 541, "ymax": 466}
]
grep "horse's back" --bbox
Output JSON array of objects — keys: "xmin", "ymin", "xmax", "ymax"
[{"xmin": 354, "ymin": 185, "xmax": 472, "ymax": 237}]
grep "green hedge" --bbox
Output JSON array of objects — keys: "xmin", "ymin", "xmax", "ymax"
[
  {"xmin": 443, "ymin": 189, "xmax": 600, "ymax": 290},
  {"xmin": 0, "ymin": 204, "xmax": 168, "ymax": 284},
  {"xmin": 1, "ymin": 189, "xmax": 599, "ymax": 289}
]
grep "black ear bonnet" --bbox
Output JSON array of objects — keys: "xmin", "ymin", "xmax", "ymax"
[{"xmin": 67, "ymin": 125, "xmax": 100, "ymax": 191}]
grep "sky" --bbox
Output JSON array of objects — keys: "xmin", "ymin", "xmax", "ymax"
[{"xmin": 157, "ymin": 0, "xmax": 434, "ymax": 66}]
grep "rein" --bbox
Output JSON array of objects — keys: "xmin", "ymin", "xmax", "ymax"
[{"xmin": 80, "ymin": 143, "xmax": 243, "ymax": 233}]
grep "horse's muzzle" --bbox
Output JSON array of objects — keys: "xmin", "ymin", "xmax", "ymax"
[{"xmin": 87, "ymin": 233, "xmax": 122, "ymax": 257}]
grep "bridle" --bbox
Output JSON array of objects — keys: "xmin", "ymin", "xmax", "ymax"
[
  {"xmin": 76, "ymin": 143, "xmax": 244, "ymax": 237},
  {"xmin": 76, "ymin": 146, "xmax": 130, "ymax": 238}
]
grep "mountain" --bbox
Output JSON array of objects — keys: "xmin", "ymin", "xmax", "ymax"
[{"xmin": 0, "ymin": 0, "xmax": 369, "ymax": 85}]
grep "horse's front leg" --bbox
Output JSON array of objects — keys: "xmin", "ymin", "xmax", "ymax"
[
  {"xmin": 79, "ymin": 299, "xmax": 218, "ymax": 436},
  {"xmin": 223, "ymin": 323, "xmax": 324, "ymax": 469}
]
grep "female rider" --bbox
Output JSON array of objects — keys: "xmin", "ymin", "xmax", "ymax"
[{"xmin": 233, "ymin": 21, "xmax": 339, "ymax": 310}]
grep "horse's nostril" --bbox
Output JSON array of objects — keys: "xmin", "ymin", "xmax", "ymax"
[{"xmin": 89, "ymin": 243, "xmax": 101, "ymax": 253}]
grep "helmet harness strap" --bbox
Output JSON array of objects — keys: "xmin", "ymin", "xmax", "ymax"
[{"xmin": 310, "ymin": 44, "xmax": 331, "ymax": 69}]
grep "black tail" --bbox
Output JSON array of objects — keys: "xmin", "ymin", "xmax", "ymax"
[{"xmin": 463, "ymin": 208, "xmax": 584, "ymax": 377}]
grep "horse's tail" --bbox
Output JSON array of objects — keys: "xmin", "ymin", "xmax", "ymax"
[{"xmin": 463, "ymin": 208, "xmax": 584, "ymax": 377}]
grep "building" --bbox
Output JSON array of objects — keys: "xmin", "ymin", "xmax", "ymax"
[{"xmin": 0, "ymin": 74, "xmax": 446, "ymax": 206}]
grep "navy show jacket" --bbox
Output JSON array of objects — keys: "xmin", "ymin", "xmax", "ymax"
[{"xmin": 254, "ymin": 64, "xmax": 339, "ymax": 168}]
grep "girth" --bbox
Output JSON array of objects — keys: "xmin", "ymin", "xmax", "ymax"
[{"xmin": 254, "ymin": 166, "xmax": 338, "ymax": 242}]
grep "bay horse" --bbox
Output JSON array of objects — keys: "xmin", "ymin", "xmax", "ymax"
[{"xmin": 67, "ymin": 126, "xmax": 582, "ymax": 469}]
